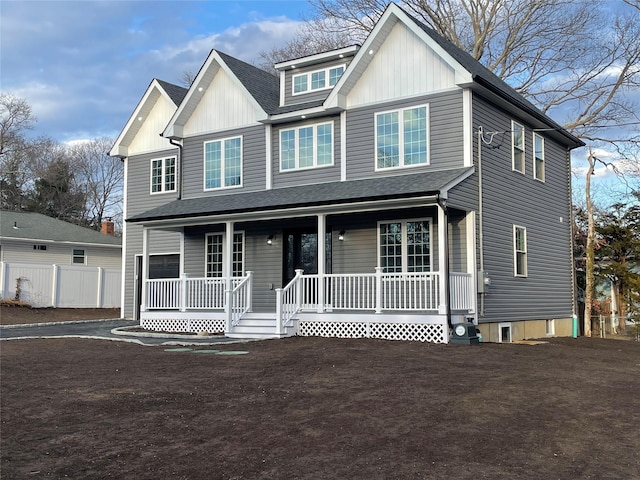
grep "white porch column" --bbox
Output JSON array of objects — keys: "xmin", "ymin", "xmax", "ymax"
[
  {"xmin": 317, "ymin": 214, "xmax": 326, "ymax": 313},
  {"xmin": 141, "ymin": 227, "xmax": 148, "ymax": 312},
  {"xmin": 224, "ymin": 221, "xmax": 234, "ymax": 333},
  {"xmin": 437, "ymin": 203, "xmax": 448, "ymax": 315}
]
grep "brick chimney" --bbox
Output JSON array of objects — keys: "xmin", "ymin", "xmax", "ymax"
[{"xmin": 101, "ymin": 219, "xmax": 115, "ymax": 236}]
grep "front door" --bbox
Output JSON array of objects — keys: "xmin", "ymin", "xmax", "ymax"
[{"xmin": 283, "ymin": 229, "xmax": 332, "ymax": 285}]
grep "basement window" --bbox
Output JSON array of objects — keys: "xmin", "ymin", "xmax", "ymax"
[{"xmin": 499, "ymin": 322, "xmax": 512, "ymax": 343}]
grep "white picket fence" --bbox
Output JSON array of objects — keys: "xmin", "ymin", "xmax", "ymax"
[{"xmin": 0, "ymin": 261, "xmax": 121, "ymax": 308}]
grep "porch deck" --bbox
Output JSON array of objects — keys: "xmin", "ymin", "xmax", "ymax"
[{"xmin": 141, "ymin": 270, "xmax": 475, "ymax": 343}]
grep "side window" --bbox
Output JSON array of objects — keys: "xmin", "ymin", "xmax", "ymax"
[
  {"xmin": 206, "ymin": 232, "xmax": 244, "ymax": 277},
  {"xmin": 512, "ymin": 121, "xmax": 525, "ymax": 173},
  {"xmin": 148, "ymin": 254, "xmax": 180, "ymax": 279},
  {"xmin": 533, "ymin": 133, "xmax": 545, "ymax": 182},
  {"xmin": 204, "ymin": 136, "xmax": 242, "ymax": 190},
  {"xmin": 513, "ymin": 225, "xmax": 527, "ymax": 277},
  {"xmin": 72, "ymin": 248, "xmax": 86, "ymax": 265},
  {"xmin": 375, "ymin": 106, "xmax": 428, "ymax": 170},
  {"xmin": 150, "ymin": 157, "xmax": 176, "ymax": 194}
]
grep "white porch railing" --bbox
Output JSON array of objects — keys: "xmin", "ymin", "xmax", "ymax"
[
  {"xmin": 146, "ymin": 275, "xmax": 246, "ymax": 311},
  {"xmin": 276, "ymin": 269, "xmax": 304, "ymax": 335},
  {"xmin": 226, "ymin": 271, "xmax": 253, "ymax": 330},
  {"xmin": 449, "ymin": 272, "xmax": 474, "ymax": 311}
]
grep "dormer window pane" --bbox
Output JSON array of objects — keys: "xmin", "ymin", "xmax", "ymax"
[
  {"xmin": 311, "ymin": 71, "xmax": 325, "ymax": 90},
  {"xmin": 329, "ymin": 66, "xmax": 344, "ymax": 86},
  {"xmin": 293, "ymin": 75, "xmax": 307, "ymax": 94}
]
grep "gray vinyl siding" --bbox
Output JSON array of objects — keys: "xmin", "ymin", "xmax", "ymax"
[
  {"xmin": 181, "ymin": 125, "xmax": 266, "ymax": 199},
  {"xmin": 473, "ymin": 94, "xmax": 573, "ymax": 324},
  {"xmin": 448, "ymin": 210, "xmax": 467, "ymax": 273},
  {"xmin": 282, "ymin": 58, "xmax": 352, "ymax": 106},
  {"xmin": 346, "ymin": 90, "xmax": 465, "ymax": 180},
  {"xmin": 272, "ymin": 115, "xmax": 342, "ymax": 188},
  {"xmin": 122, "ymin": 151, "xmax": 183, "ymax": 318}
]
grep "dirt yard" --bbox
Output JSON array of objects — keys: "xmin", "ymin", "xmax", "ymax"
[
  {"xmin": 1, "ymin": 328, "xmax": 638, "ymax": 479},
  {"xmin": 0, "ymin": 305, "xmax": 121, "ymax": 325}
]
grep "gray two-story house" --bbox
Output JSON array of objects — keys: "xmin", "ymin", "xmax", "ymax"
[{"xmin": 110, "ymin": 3, "xmax": 583, "ymax": 343}]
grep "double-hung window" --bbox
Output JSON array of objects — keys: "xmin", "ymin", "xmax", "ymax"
[
  {"xmin": 72, "ymin": 248, "xmax": 86, "ymax": 265},
  {"xmin": 513, "ymin": 225, "xmax": 528, "ymax": 277},
  {"xmin": 280, "ymin": 122, "xmax": 333, "ymax": 171},
  {"xmin": 292, "ymin": 65, "xmax": 345, "ymax": 95},
  {"xmin": 206, "ymin": 232, "xmax": 244, "ymax": 277},
  {"xmin": 379, "ymin": 219, "xmax": 432, "ymax": 273},
  {"xmin": 150, "ymin": 157, "xmax": 176, "ymax": 193},
  {"xmin": 376, "ymin": 105, "xmax": 428, "ymax": 170},
  {"xmin": 533, "ymin": 133, "xmax": 545, "ymax": 181},
  {"xmin": 512, "ymin": 121, "xmax": 525, "ymax": 173},
  {"xmin": 204, "ymin": 136, "xmax": 242, "ymax": 190}
]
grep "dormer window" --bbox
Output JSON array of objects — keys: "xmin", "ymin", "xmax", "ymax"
[{"xmin": 292, "ymin": 65, "xmax": 345, "ymax": 95}]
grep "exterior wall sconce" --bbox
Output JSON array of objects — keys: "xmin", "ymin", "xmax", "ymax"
[
  {"xmin": 338, "ymin": 230, "xmax": 345, "ymax": 241},
  {"xmin": 267, "ymin": 234, "xmax": 274, "ymax": 245}
]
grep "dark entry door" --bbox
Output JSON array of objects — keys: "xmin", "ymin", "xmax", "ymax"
[{"xmin": 283, "ymin": 229, "xmax": 332, "ymax": 285}]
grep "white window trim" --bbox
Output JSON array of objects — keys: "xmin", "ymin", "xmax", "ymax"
[
  {"xmin": 512, "ymin": 121, "xmax": 525, "ymax": 174},
  {"xmin": 513, "ymin": 224, "xmax": 528, "ymax": 277},
  {"xmin": 374, "ymin": 104, "xmax": 430, "ymax": 171},
  {"xmin": 498, "ymin": 322, "xmax": 513, "ymax": 343},
  {"xmin": 205, "ymin": 231, "xmax": 245, "ymax": 277},
  {"xmin": 533, "ymin": 132, "xmax": 545, "ymax": 182},
  {"xmin": 148, "ymin": 252, "xmax": 181, "ymax": 279},
  {"xmin": 279, "ymin": 121, "xmax": 334, "ymax": 172},
  {"xmin": 291, "ymin": 64, "xmax": 346, "ymax": 96},
  {"xmin": 377, "ymin": 218, "xmax": 433, "ymax": 273},
  {"xmin": 545, "ymin": 319, "xmax": 555, "ymax": 336},
  {"xmin": 149, "ymin": 156, "xmax": 177, "ymax": 195},
  {"xmin": 203, "ymin": 136, "xmax": 243, "ymax": 191},
  {"xmin": 72, "ymin": 248, "xmax": 86, "ymax": 265}
]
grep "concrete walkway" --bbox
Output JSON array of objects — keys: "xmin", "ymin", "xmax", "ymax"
[{"xmin": 0, "ymin": 319, "xmax": 260, "ymax": 347}]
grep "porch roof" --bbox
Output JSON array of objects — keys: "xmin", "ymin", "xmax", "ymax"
[{"xmin": 128, "ymin": 167, "xmax": 473, "ymax": 225}]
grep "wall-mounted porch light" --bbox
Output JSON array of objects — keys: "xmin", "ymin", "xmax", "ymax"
[
  {"xmin": 267, "ymin": 234, "xmax": 274, "ymax": 245},
  {"xmin": 338, "ymin": 230, "xmax": 345, "ymax": 241}
]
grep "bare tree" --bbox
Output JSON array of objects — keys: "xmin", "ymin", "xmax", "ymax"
[
  {"xmin": 69, "ymin": 138, "xmax": 124, "ymax": 231},
  {"xmin": 0, "ymin": 93, "xmax": 36, "ymax": 156}
]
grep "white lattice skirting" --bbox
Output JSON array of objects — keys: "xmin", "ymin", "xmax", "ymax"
[
  {"xmin": 141, "ymin": 318, "xmax": 225, "ymax": 334},
  {"xmin": 298, "ymin": 320, "xmax": 448, "ymax": 343}
]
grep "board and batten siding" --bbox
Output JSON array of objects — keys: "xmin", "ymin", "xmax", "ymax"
[
  {"xmin": 345, "ymin": 90, "xmax": 465, "ymax": 180},
  {"xmin": 282, "ymin": 57, "xmax": 353, "ymax": 106},
  {"xmin": 473, "ymin": 95, "xmax": 573, "ymax": 324},
  {"xmin": 181, "ymin": 125, "xmax": 266, "ymax": 199},
  {"xmin": 271, "ymin": 115, "xmax": 342, "ymax": 188}
]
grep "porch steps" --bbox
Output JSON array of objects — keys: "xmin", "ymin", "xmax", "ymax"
[{"xmin": 226, "ymin": 313, "xmax": 295, "ymax": 339}]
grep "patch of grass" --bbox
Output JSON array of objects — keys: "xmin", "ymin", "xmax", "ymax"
[{"xmin": 0, "ymin": 298, "xmax": 32, "ymax": 308}]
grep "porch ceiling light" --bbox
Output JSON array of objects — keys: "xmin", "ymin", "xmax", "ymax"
[
  {"xmin": 338, "ymin": 230, "xmax": 345, "ymax": 241},
  {"xmin": 267, "ymin": 234, "xmax": 274, "ymax": 245}
]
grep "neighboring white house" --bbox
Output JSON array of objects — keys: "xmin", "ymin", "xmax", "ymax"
[{"xmin": 0, "ymin": 210, "xmax": 122, "ymax": 308}]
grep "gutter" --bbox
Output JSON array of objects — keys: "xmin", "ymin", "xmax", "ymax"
[{"xmin": 168, "ymin": 137, "xmax": 184, "ymax": 200}]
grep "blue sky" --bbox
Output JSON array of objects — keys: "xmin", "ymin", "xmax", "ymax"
[{"xmin": 1, "ymin": 0, "xmax": 315, "ymax": 143}]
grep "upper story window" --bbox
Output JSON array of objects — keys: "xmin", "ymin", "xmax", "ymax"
[
  {"xmin": 512, "ymin": 121, "xmax": 525, "ymax": 174},
  {"xmin": 513, "ymin": 225, "xmax": 528, "ymax": 277},
  {"xmin": 292, "ymin": 65, "xmax": 345, "ymax": 95},
  {"xmin": 204, "ymin": 136, "xmax": 242, "ymax": 190},
  {"xmin": 376, "ymin": 105, "xmax": 429, "ymax": 170},
  {"xmin": 206, "ymin": 232, "xmax": 244, "ymax": 277},
  {"xmin": 150, "ymin": 156, "xmax": 176, "ymax": 194},
  {"xmin": 72, "ymin": 248, "xmax": 86, "ymax": 265},
  {"xmin": 280, "ymin": 122, "xmax": 333, "ymax": 171},
  {"xmin": 533, "ymin": 133, "xmax": 545, "ymax": 182},
  {"xmin": 379, "ymin": 219, "xmax": 432, "ymax": 273}
]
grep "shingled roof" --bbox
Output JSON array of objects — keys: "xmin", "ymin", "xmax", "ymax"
[
  {"xmin": 1, "ymin": 211, "xmax": 121, "ymax": 246},
  {"xmin": 156, "ymin": 79, "xmax": 188, "ymax": 107},
  {"xmin": 128, "ymin": 168, "xmax": 472, "ymax": 223}
]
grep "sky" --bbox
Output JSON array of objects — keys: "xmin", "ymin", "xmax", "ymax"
[
  {"xmin": 1, "ymin": 0, "xmax": 637, "ymax": 201},
  {"xmin": 1, "ymin": 0, "xmax": 315, "ymax": 143}
]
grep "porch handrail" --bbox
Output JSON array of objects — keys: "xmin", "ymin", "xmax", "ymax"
[
  {"xmin": 226, "ymin": 271, "xmax": 253, "ymax": 331},
  {"xmin": 276, "ymin": 269, "xmax": 303, "ymax": 335},
  {"xmin": 379, "ymin": 271, "xmax": 440, "ymax": 311}
]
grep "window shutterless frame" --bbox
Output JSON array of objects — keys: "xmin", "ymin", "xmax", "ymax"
[
  {"xmin": 377, "ymin": 218, "xmax": 433, "ymax": 273},
  {"xmin": 279, "ymin": 121, "xmax": 334, "ymax": 172},
  {"xmin": 512, "ymin": 121, "xmax": 525, "ymax": 174},
  {"xmin": 374, "ymin": 104, "xmax": 429, "ymax": 171},
  {"xmin": 513, "ymin": 224, "xmax": 528, "ymax": 277},
  {"xmin": 533, "ymin": 132, "xmax": 545, "ymax": 182},
  {"xmin": 205, "ymin": 231, "xmax": 245, "ymax": 277},
  {"xmin": 291, "ymin": 64, "xmax": 346, "ymax": 95},
  {"xmin": 149, "ymin": 156, "xmax": 177, "ymax": 194},
  {"xmin": 203, "ymin": 136, "xmax": 243, "ymax": 191}
]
